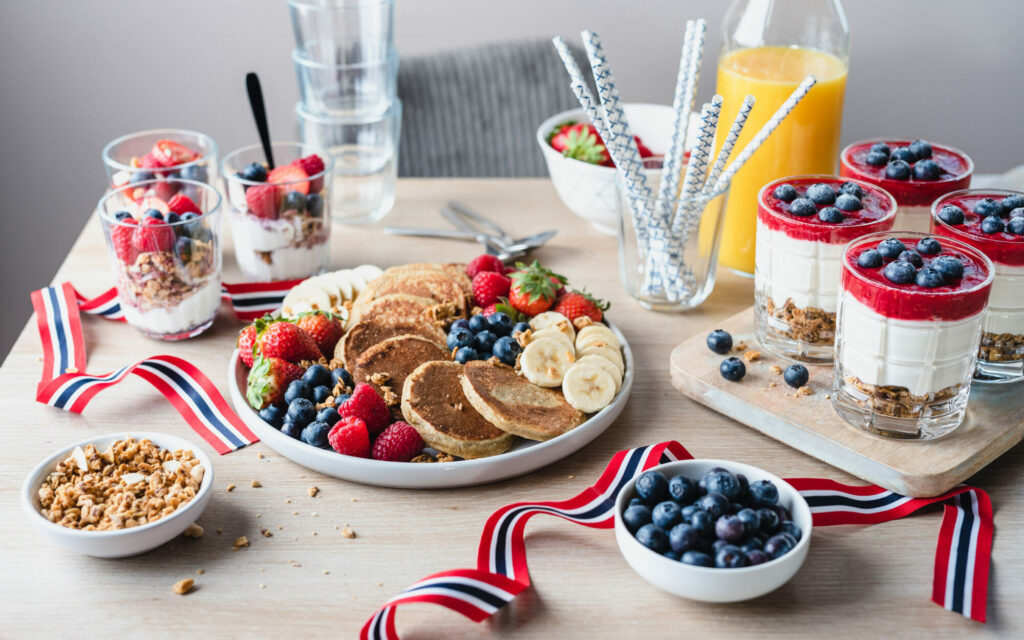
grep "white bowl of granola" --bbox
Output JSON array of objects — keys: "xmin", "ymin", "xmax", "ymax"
[{"xmin": 21, "ymin": 432, "xmax": 214, "ymax": 558}]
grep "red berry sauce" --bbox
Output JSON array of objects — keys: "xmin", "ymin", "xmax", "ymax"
[
  {"xmin": 931, "ymin": 190, "xmax": 1024, "ymax": 266},
  {"xmin": 841, "ymin": 234, "xmax": 992, "ymax": 321},
  {"xmin": 757, "ymin": 176, "xmax": 896, "ymax": 244},
  {"xmin": 840, "ymin": 139, "xmax": 973, "ymax": 206}
]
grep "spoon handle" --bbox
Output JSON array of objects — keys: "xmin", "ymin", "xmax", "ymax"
[{"xmin": 246, "ymin": 72, "xmax": 274, "ymax": 170}]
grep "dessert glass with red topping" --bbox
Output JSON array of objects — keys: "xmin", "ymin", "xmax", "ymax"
[
  {"xmin": 931, "ymin": 189, "xmax": 1024, "ymax": 382},
  {"xmin": 755, "ymin": 176, "xmax": 896, "ymax": 363},
  {"xmin": 832, "ymin": 232, "xmax": 993, "ymax": 439},
  {"xmin": 839, "ymin": 138, "xmax": 972, "ymax": 232},
  {"xmin": 102, "ymin": 129, "xmax": 217, "ymax": 190},
  {"xmin": 98, "ymin": 179, "xmax": 223, "ymax": 340},
  {"xmin": 222, "ymin": 143, "xmax": 335, "ymax": 281}
]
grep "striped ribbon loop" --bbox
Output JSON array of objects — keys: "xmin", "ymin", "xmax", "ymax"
[
  {"xmin": 362, "ymin": 442, "xmax": 993, "ymax": 638},
  {"xmin": 31, "ymin": 282, "xmax": 258, "ymax": 454}
]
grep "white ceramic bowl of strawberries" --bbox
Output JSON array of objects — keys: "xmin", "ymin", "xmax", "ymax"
[{"xmin": 537, "ymin": 103, "xmax": 678, "ymax": 235}]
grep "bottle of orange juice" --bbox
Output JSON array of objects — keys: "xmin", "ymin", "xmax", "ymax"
[{"xmin": 714, "ymin": 0, "xmax": 850, "ymax": 275}]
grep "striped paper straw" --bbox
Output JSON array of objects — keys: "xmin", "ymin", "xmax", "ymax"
[
  {"xmin": 551, "ymin": 36, "xmax": 613, "ymax": 143},
  {"xmin": 679, "ymin": 19, "xmax": 708, "ymax": 145},
  {"xmin": 700, "ymin": 95, "xmax": 755, "ymax": 198},
  {"xmin": 655, "ymin": 19, "xmax": 696, "ymax": 221}
]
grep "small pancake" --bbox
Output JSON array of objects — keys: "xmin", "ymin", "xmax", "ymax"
[
  {"xmin": 401, "ymin": 361, "xmax": 514, "ymax": 459},
  {"xmin": 348, "ymin": 293, "xmax": 438, "ymax": 326},
  {"xmin": 461, "ymin": 361, "xmax": 585, "ymax": 441},
  {"xmin": 337, "ymin": 316, "xmax": 447, "ymax": 368},
  {"xmin": 352, "ymin": 269, "xmax": 467, "ymax": 319},
  {"xmin": 441, "ymin": 263, "xmax": 473, "ymax": 296},
  {"xmin": 353, "ymin": 335, "xmax": 451, "ymax": 408}
]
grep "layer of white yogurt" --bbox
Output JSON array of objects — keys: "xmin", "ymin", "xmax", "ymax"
[
  {"xmin": 983, "ymin": 261, "xmax": 1024, "ymax": 335},
  {"xmin": 755, "ymin": 220, "xmax": 843, "ymax": 312},
  {"xmin": 230, "ymin": 211, "xmax": 329, "ymax": 281},
  {"xmin": 893, "ymin": 205, "xmax": 932, "ymax": 233},
  {"xmin": 122, "ymin": 280, "xmax": 221, "ymax": 336},
  {"xmin": 837, "ymin": 293, "xmax": 983, "ymax": 397}
]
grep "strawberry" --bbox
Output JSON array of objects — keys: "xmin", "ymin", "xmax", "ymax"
[
  {"xmin": 138, "ymin": 195, "xmax": 170, "ymax": 214},
  {"xmin": 139, "ymin": 151, "xmax": 171, "ymax": 170},
  {"xmin": 508, "ymin": 260, "xmax": 566, "ymax": 317},
  {"xmin": 256, "ymin": 320, "xmax": 323, "ymax": 363},
  {"xmin": 291, "ymin": 154, "xmax": 325, "ymax": 192},
  {"xmin": 472, "ymin": 271, "xmax": 511, "ymax": 307},
  {"xmin": 246, "ymin": 355, "xmax": 305, "ymax": 410},
  {"xmin": 245, "ymin": 184, "xmax": 280, "ymax": 220},
  {"xmin": 151, "ymin": 180, "xmax": 178, "ymax": 203},
  {"xmin": 560, "ymin": 123, "xmax": 610, "ymax": 165},
  {"xmin": 465, "ymin": 254, "xmax": 506, "ymax": 279},
  {"xmin": 328, "ymin": 416, "xmax": 371, "ymax": 457},
  {"xmin": 267, "ymin": 164, "xmax": 309, "ymax": 195},
  {"xmin": 546, "ymin": 120, "xmax": 578, "ymax": 152},
  {"xmin": 295, "ymin": 311, "xmax": 344, "ymax": 358},
  {"xmin": 634, "ymin": 136, "xmax": 654, "ymax": 159},
  {"xmin": 112, "ymin": 218, "xmax": 139, "ymax": 265},
  {"xmin": 371, "ymin": 422, "xmax": 425, "ymax": 462},
  {"xmin": 132, "ymin": 216, "xmax": 175, "ymax": 253},
  {"xmin": 167, "ymin": 193, "xmax": 201, "ymax": 215},
  {"xmin": 237, "ymin": 324, "xmax": 258, "ymax": 367},
  {"xmin": 553, "ymin": 289, "xmax": 609, "ymax": 323},
  {"xmin": 152, "ymin": 139, "xmax": 199, "ymax": 166}
]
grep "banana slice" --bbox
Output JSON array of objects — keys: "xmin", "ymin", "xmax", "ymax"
[
  {"xmin": 354, "ymin": 264, "xmax": 383, "ymax": 283},
  {"xmin": 529, "ymin": 327, "xmax": 575, "ymax": 353},
  {"xmin": 529, "ymin": 311, "xmax": 576, "ymax": 343},
  {"xmin": 307, "ymin": 275, "xmax": 342, "ymax": 306},
  {"xmin": 281, "ymin": 282, "xmax": 332, "ymax": 316},
  {"xmin": 322, "ymin": 271, "xmax": 355, "ymax": 301},
  {"xmin": 562, "ymin": 363, "xmax": 617, "ymax": 413},
  {"xmin": 519, "ymin": 337, "xmax": 576, "ymax": 387},
  {"xmin": 576, "ymin": 324, "xmax": 620, "ymax": 350},
  {"xmin": 342, "ymin": 269, "xmax": 368, "ymax": 293},
  {"xmin": 577, "ymin": 343, "xmax": 624, "ymax": 375},
  {"xmin": 575, "ymin": 354, "xmax": 623, "ymax": 393}
]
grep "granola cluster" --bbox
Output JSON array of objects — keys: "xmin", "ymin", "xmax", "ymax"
[
  {"xmin": 37, "ymin": 438, "xmax": 205, "ymax": 531},
  {"xmin": 118, "ymin": 240, "xmax": 215, "ymax": 311},
  {"xmin": 252, "ymin": 213, "xmax": 329, "ymax": 266},
  {"xmin": 844, "ymin": 376, "xmax": 960, "ymax": 418},
  {"xmin": 764, "ymin": 298, "xmax": 836, "ymax": 345},
  {"xmin": 978, "ymin": 332, "xmax": 1024, "ymax": 362}
]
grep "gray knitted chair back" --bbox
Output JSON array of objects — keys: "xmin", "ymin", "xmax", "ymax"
[{"xmin": 397, "ymin": 39, "xmax": 591, "ymax": 178}]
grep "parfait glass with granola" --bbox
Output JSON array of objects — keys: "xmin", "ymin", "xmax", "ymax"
[{"xmin": 98, "ymin": 179, "xmax": 223, "ymax": 340}]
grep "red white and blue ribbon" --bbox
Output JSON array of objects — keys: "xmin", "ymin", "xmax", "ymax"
[
  {"xmin": 31, "ymin": 282, "xmax": 259, "ymax": 454},
  {"xmin": 362, "ymin": 441, "xmax": 994, "ymax": 638}
]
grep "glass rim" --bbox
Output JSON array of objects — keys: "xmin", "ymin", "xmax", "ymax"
[
  {"xmin": 97, "ymin": 179, "xmax": 223, "ymax": 227},
  {"xmin": 841, "ymin": 230, "xmax": 995, "ymax": 296},
  {"xmin": 101, "ymin": 128, "xmax": 217, "ymax": 174},
  {"xmin": 295, "ymin": 98, "xmax": 402, "ymax": 125},
  {"xmin": 615, "ymin": 174, "xmax": 729, "ymax": 204},
  {"xmin": 287, "ymin": 0, "xmax": 393, "ymax": 10},
  {"xmin": 931, "ymin": 188, "xmax": 1024, "ymax": 248},
  {"xmin": 291, "ymin": 44, "xmax": 398, "ymax": 70},
  {"xmin": 839, "ymin": 137, "xmax": 975, "ymax": 183},
  {"xmin": 221, "ymin": 141, "xmax": 336, "ymax": 187},
  {"xmin": 757, "ymin": 174, "xmax": 898, "ymax": 230}
]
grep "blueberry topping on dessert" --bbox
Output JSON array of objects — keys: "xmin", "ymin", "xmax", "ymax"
[
  {"xmin": 311, "ymin": 385, "xmax": 330, "ymax": 404},
  {"xmin": 302, "ymin": 363, "xmax": 331, "ymax": 388},
  {"xmin": 306, "ymin": 193, "xmax": 325, "ymax": 217},
  {"xmin": 283, "ymin": 190, "xmax": 307, "ymax": 212},
  {"xmin": 473, "ymin": 330, "xmax": 497, "ymax": 353},
  {"xmin": 144, "ymin": 208, "xmax": 164, "ymax": 220},
  {"xmin": 286, "ymin": 398, "xmax": 315, "ymax": 429},
  {"xmin": 331, "ymin": 367, "xmax": 353, "ymax": 388},
  {"xmin": 865, "ymin": 150, "xmax": 888, "ymax": 167},
  {"xmin": 772, "ymin": 183, "xmax": 798, "ymax": 202},
  {"xmin": 932, "ymin": 255, "xmax": 965, "ymax": 280},
  {"xmin": 869, "ymin": 142, "xmax": 891, "ymax": 157},
  {"xmin": 492, "ymin": 336, "xmax": 521, "ymax": 366},
  {"xmin": 981, "ymin": 216, "xmax": 1005, "ymax": 234},
  {"xmin": 834, "ymin": 193, "xmax": 862, "ymax": 211},
  {"xmin": 788, "ymin": 197, "xmax": 817, "ymax": 217},
  {"xmin": 719, "ymin": 357, "xmax": 746, "ymax": 381},
  {"xmin": 885, "ymin": 159, "xmax": 912, "ymax": 180},
  {"xmin": 300, "ymin": 421, "xmax": 332, "ymax": 449},
  {"xmin": 909, "ymin": 139, "xmax": 933, "ymax": 159},
  {"xmin": 938, "ymin": 204, "xmax": 965, "ymax": 225},
  {"xmin": 890, "ymin": 147, "xmax": 918, "ymax": 164},
  {"xmin": 898, "ymin": 250, "xmax": 923, "ymax": 268},
  {"xmin": 916, "ymin": 237, "xmax": 942, "ymax": 255},
  {"xmin": 114, "ymin": 210, "xmax": 132, "ymax": 221},
  {"xmin": 468, "ymin": 314, "xmax": 489, "ymax": 333},
  {"xmin": 1002, "ymin": 194, "xmax": 1024, "ymax": 212},
  {"xmin": 857, "ymin": 249, "xmax": 883, "ymax": 268},
  {"xmin": 883, "ymin": 260, "xmax": 917, "ymax": 284},
  {"xmin": 706, "ymin": 329, "xmax": 733, "ymax": 354},
  {"xmin": 487, "ymin": 312, "xmax": 514, "ymax": 336},
  {"xmin": 806, "ymin": 183, "xmax": 836, "ymax": 205},
  {"xmin": 258, "ymin": 404, "xmax": 284, "ymax": 428},
  {"xmin": 877, "ymin": 238, "xmax": 907, "ymax": 260},
  {"xmin": 838, "ymin": 181, "xmax": 865, "ymax": 198},
  {"xmin": 783, "ymin": 364, "xmax": 809, "ymax": 388},
  {"xmin": 973, "ymin": 198, "xmax": 1003, "ymax": 218},
  {"xmin": 239, "ymin": 162, "xmax": 268, "ymax": 183},
  {"xmin": 284, "ymin": 379, "xmax": 311, "ymax": 404},
  {"xmin": 454, "ymin": 346, "xmax": 480, "ymax": 364},
  {"xmin": 1010, "ymin": 208, "xmax": 1024, "ymax": 219},
  {"xmin": 1009, "ymin": 218, "xmax": 1024, "ymax": 235},
  {"xmin": 915, "ymin": 267, "xmax": 946, "ymax": 288},
  {"xmin": 818, "ymin": 206, "xmax": 843, "ymax": 223},
  {"xmin": 315, "ymin": 406, "xmax": 340, "ymax": 426},
  {"xmin": 447, "ymin": 327, "xmax": 474, "ymax": 351},
  {"xmin": 912, "ymin": 159, "xmax": 941, "ymax": 181},
  {"xmin": 180, "ymin": 163, "xmax": 208, "ymax": 183}
]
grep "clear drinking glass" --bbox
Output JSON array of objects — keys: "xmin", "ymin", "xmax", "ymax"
[
  {"xmin": 97, "ymin": 179, "xmax": 223, "ymax": 340},
  {"xmin": 288, "ymin": 0, "xmax": 394, "ymax": 62},
  {"xmin": 617, "ymin": 179, "xmax": 730, "ymax": 311},
  {"xmin": 293, "ymin": 44, "xmax": 398, "ymax": 117},
  {"xmin": 102, "ymin": 129, "xmax": 218, "ymax": 189},
  {"xmin": 296, "ymin": 100, "xmax": 400, "ymax": 225}
]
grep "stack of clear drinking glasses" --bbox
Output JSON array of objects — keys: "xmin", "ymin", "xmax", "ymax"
[{"xmin": 289, "ymin": 0, "xmax": 400, "ymax": 224}]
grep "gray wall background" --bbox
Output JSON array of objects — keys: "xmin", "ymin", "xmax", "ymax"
[{"xmin": 1, "ymin": 0, "xmax": 1021, "ymax": 358}]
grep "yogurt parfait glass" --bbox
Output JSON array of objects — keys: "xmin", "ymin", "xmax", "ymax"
[
  {"xmin": 754, "ymin": 176, "xmax": 896, "ymax": 363},
  {"xmin": 102, "ymin": 129, "xmax": 218, "ymax": 189},
  {"xmin": 97, "ymin": 179, "xmax": 223, "ymax": 340},
  {"xmin": 931, "ymin": 189, "xmax": 1024, "ymax": 382},
  {"xmin": 222, "ymin": 142, "xmax": 335, "ymax": 281},
  {"xmin": 832, "ymin": 232, "xmax": 993, "ymax": 440}
]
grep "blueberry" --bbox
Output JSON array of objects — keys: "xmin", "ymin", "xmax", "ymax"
[
  {"xmin": 315, "ymin": 406, "xmax": 340, "ymax": 426},
  {"xmin": 882, "ymin": 260, "xmax": 916, "ymax": 284},
  {"xmin": 286, "ymin": 398, "xmax": 316, "ymax": 428},
  {"xmin": 788, "ymin": 197, "xmax": 817, "ymax": 217},
  {"xmin": 180, "ymin": 212, "xmax": 199, "ymax": 222},
  {"xmin": 865, "ymin": 150, "xmax": 889, "ymax": 167},
  {"xmin": 144, "ymin": 208, "xmax": 164, "ymax": 221},
  {"xmin": 712, "ymin": 538, "xmax": 731, "ymax": 554},
  {"xmin": 487, "ymin": 312, "xmax": 514, "ymax": 336},
  {"xmin": 1001, "ymin": 194, "xmax": 1024, "ymax": 212},
  {"xmin": 450, "ymin": 318, "xmax": 471, "ymax": 332},
  {"xmin": 1012, "ymin": 208, "xmax": 1024, "ymax": 219},
  {"xmin": 703, "ymin": 469, "xmax": 741, "ymax": 500},
  {"xmin": 981, "ymin": 216, "xmax": 1005, "ymax": 234},
  {"xmin": 652, "ymin": 501, "xmax": 684, "ymax": 529},
  {"xmin": 668, "ymin": 523, "xmax": 701, "ymax": 553},
  {"xmin": 473, "ymin": 330, "xmax": 497, "ymax": 353},
  {"xmin": 114, "ymin": 210, "xmax": 133, "ymax": 221},
  {"xmin": 838, "ymin": 182, "xmax": 866, "ymax": 198},
  {"xmin": 680, "ymin": 550, "xmax": 714, "ymax": 567},
  {"xmin": 174, "ymin": 236, "xmax": 195, "ymax": 262},
  {"xmin": 706, "ymin": 329, "xmax": 733, "ymax": 354},
  {"xmin": 818, "ymin": 206, "xmax": 843, "ymax": 223},
  {"xmin": 748, "ymin": 480, "xmax": 779, "ymax": 508},
  {"xmin": 635, "ymin": 471, "xmax": 669, "ymax": 503},
  {"xmin": 511, "ymin": 321, "xmax": 531, "ymax": 337},
  {"xmin": 680, "ymin": 504, "xmax": 700, "ymax": 520},
  {"xmin": 1008, "ymin": 217, "xmax": 1024, "ymax": 235},
  {"xmin": 129, "ymin": 171, "xmax": 156, "ymax": 185},
  {"xmin": 284, "ymin": 379, "xmax": 312, "ymax": 404},
  {"xmin": 447, "ymin": 327, "xmax": 474, "ymax": 351},
  {"xmin": 869, "ymin": 142, "xmax": 891, "ymax": 157},
  {"xmin": 720, "ymin": 357, "xmax": 746, "ymax": 382},
  {"xmin": 932, "ymin": 256, "xmax": 964, "ymax": 281},
  {"xmin": 729, "ymin": 501, "xmax": 745, "ymax": 515},
  {"xmin": 715, "ymin": 544, "xmax": 748, "ymax": 568},
  {"xmin": 239, "ymin": 162, "xmax": 268, "ymax": 182},
  {"xmin": 165, "ymin": 212, "xmax": 181, "ymax": 224},
  {"xmin": 689, "ymin": 510, "xmax": 714, "ymax": 538},
  {"xmin": 302, "ymin": 364, "xmax": 331, "ymax": 388},
  {"xmin": 455, "ymin": 346, "xmax": 480, "ymax": 364},
  {"xmin": 468, "ymin": 314, "xmax": 489, "ymax": 333},
  {"xmin": 890, "ymin": 146, "xmax": 918, "ymax": 163},
  {"xmin": 312, "ymin": 385, "xmax": 331, "ymax": 404},
  {"xmin": 492, "ymin": 336, "xmax": 521, "ymax": 366},
  {"xmin": 806, "ymin": 183, "xmax": 836, "ymax": 205},
  {"xmin": 835, "ymin": 193, "xmax": 863, "ymax": 211},
  {"xmin": 784, "ymin": 364, "xmax": 809, "ymax": 388},
  {"xmin": 974, "ymin": 198, "xmax": 1004, "ymax": 217},
  {"xmin": 258, "ymin": 404, "xmax": 285, "ymax": 428},
  {"xmin": 180, "ymin": 163, "xmax": 208, "ymax": 183},
  {"xmin": 635, "ymin": 523, "xmax": 669, "ymax": 553},
  {"xmin": 938, "ymin": 205, "xmax": 966, "ymax": 225},
  {"xmin": 885, "ymin": 160, "xmax": 912, "ymax": 180},
  {"xmin": 281, "ymin": 421, "xmax": 302, "ymax": 439},
  {"xmin": 698, "ymin": 467, "xmax": 725, "ymax": 493},
  {"xmin": 663, "ymin": 550, "xmax": 680, "ymax": 561},
  {"xmin": 330, "ymin": 367, "xmax": 353, "ymax": 388},
  {"xmin": 622, "ymin": 504, "xmax": 652, "ymax": 533},
  {"xmin": 915, "ymin": 267, "xmax": 946, "ymax": 288},
  {"xmin": 306, "ymin": 193, "xmax": 324, "ymax": 217},
  {"xmin": 916, "ymin": 237, "xmax": 942, "ymax": 255},
  {"xmin": 736, "ymin": 473, "xmax": 750, "ymax": 500},
  {"xmin": 740, "ymin": 536, "xmax": 763, "ymax": 552},
  {"xmin": 757, "ymin": 508, "xmax": 780, "ymax": 534},
  {"xmin": 898, "ymin": 250, "xmax": 923, "ymax": 268},
  {"xmin": 764, "ymin": 532, "xmax": 798, "ymax": 559},
  {"xmin": 877, "ymin": 238, "xmax": 907, "ymax": 260},
  {"xmin": 909, "ymin": 139, "xmax": 933, "ymax": 159},
  {"xmin": 780, "ymin": 521, "xmax": 803, "ymax": 541},
  {"xmin": 668, "ymin": 475, "xmax": 699, "ymax": 504},
  {"xmin": 282, "ymin": 190, "xmax": 306, "ymax": 212},
  {"xmin": 334, "ymin": 393, "xmax": 351, "ymax": 405},
  {"xmin": 774, "ymin": 504, "xmax": 793, "ymax": 523},
  {"xmin": 857, "ymin": 249, "xmax": 883, "ymax": 268},
  {"xmin": 772, "ymin": 183, "xmax": 798, "ymax": 202},
  {"xmin": 300, "ymin": 421, "xmax": 332, "ymax": 448},
  {"xmin": 715, "ymin": 515, "xmax": 746, "ymax": 543},
  {"xmin": 913, "ymin": 159, "xmax": 941, "ymax": 181},
  {"xmin": 629, "ymin": 497, "xmax": 647, "ymax": 507},
  {"xmin": 697, "ymin": 492, "xmax": 729, "ymax": 520},
  {"xmin": 746, "ymin": 550, "xmax": 773, "ymax": 565}
]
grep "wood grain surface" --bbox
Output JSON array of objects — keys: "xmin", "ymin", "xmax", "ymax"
[{"xmin": 1, "ymin": 179, "xmax": 1020, "ymax": 638}]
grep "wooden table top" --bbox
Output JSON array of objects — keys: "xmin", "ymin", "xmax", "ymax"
[{"xmin": 2, "ymin": 179, "xmax": 1020, "ymax": 637}]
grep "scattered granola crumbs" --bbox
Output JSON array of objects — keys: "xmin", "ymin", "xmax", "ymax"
[
  {"xmin": 172, "ymin": 578, "xmax": 194, "ymax": 595},
  {"xmin": 196, "ymin": 568, "xmax": 205, "ymax": 575},
  {"xmin": 797, "ymin": 386, "xmax": 813, "ymax": 396},
  {"xmin": 341, "ymin": 526, "xmax": 356, "ymax": 539},
  {"xmin": 410, "ymin": 454, "xmax": 434, "ymax": 463},
  {"xmin": 768, "ymin": 382, "xmax": 777, "ymax": 388},
  {"xmin": 322, "ymin": 570, "xmax": 329, "ymax": 575},
  {"xmin": 307, "ymin": 486, "xmax": 320, "ymax": 498},
  {"xmin": 377, "ymin": 582, "xmax": 383, "ymax": 587},
  {"xmin": 256, "ymin": 513, "xmax": 262, "ymax": 518},
  {"xmin": 233, "ymin": 536, "xmax": 250, "ymax": 549},
  {"xmin": 312, "ymin": 531, "xmax": 318, "ymax": 536},
  {"xmin": 260, "ymin": 568, "xmax": 265, "ymax": 572},
  {"xmin": 292, "ymin": 563, "xmax": 302, "ymax": 568},
  {"xmin": 259, "ymin": 584, "xmax": 266, "ymax": 590},
  {"xmin": 568, "ymin": 475, "xmax": 575, "ymax": 480},
  {"xmin": 226, "ymin": 484, "xmax": 236, "ymax": 492},
  {"xmin": 351, "ymin": 498, "xmax": 358, "ymax": 502},
  {"xmin": 277, "ymin": 526, "xmax": 283, "ymax": 530},
  {"xmin": 285, "ymin": 499, "xmax": 292, "ymax": 504},
  {"xmin": 183, "ymin": 523, "xmax": 204, "ymax": 539},
  {"xmin": 216, "ymin": 528, "xmax": 223, "ymax": 535},
  {"xmin": 251, "ymin": 480, "xmax": 262, "ymax": 488},
  {"xmin": 260, "ymin": 528, "xmax": 272, "ymax": 538},
  {"xmin": 311, "ymin": 512, "xmax": 318, "ymax": 517},
  {"xmin": 64, "ymin": 366, "xmax": 78, "ymax": 374},
  {"xmin": 36, "ymin": 355, "xmax": 43, "ymax": 362},
  {"xmin": 743, "ymin": 350, "xmax": 761, "ymax": 362},
  {"xmin": 769, "ymin": 365, "xmax": 783, "ymax": 375},
  {"xmin": 435, "ymin": 452, "xmax": 456, "ymax": 463},
  {"xmin": 257, "ymin": 452, "xmax": 264, "ymax": 459},
  {"xmin": 734, "ymin": 341, "xmax": 748, "ymax": 352},
  {"xmin": 292, "ymin": 511, "xmax": 299, "ymax": 515},
  {"xmin": 825, "ymin": 394, "xmax": 831, "ymax": 400}
]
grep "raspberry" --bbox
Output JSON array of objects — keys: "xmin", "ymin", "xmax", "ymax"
[
  {"xmin": 472, "ymin": 271, "xmax": 511, "ymax": 307},
  {"xmin": 112, "ymin": 218, "xmax": 139, "ymax": 265},
  {"xmin": 132, "ymin": 216, "xmax": 175, "ymax": 253},
  {"xmin": 245, "ymin": 184, "xmax": 280, "ymax": 219},
  {"xmin": 327, "ymin": 417, "xmax": 370, "ymax": 457},
  {"xmin": 167, "ymin": 193, "xmax": 201, "ymax": 215},
  {"xmin": 465, "ymin": 254, "xmax": 507, "ymax": 279},
  {"xmin": 292, "ymin": 154, "xmax": 326, "ymax": 192},
  {"xmin": 336, "ymin": 383, "xmax": 391, "ymax": 436},
  {"xmin": 371, "ymin": 422, "xmax": 425, "ymax": 462}
]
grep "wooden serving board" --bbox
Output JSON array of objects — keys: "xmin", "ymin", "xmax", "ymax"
[{"xmin": 670, "ymin": 306, "xmax": 1024, "ymax": 497}]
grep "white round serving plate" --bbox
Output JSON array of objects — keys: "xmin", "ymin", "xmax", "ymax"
[
  {"xmin": 21, "ymin": 431, "xmax": 214, "ymax": 558},
  {"xmin": 228, "ymin": 323, "xmax": 633, "ymax": 489}
]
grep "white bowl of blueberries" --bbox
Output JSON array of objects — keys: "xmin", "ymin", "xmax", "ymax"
[{"xmin": 614, "ymin": 459, "xmax": 811, "ymax": 602}]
